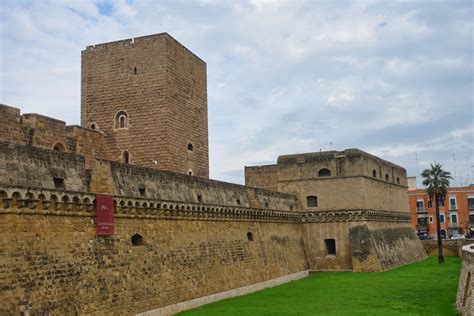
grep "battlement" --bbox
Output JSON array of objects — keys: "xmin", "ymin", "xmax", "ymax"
[
  {"xmin": 0, "ymin": 185, "xmax": 301, "ymax": 223},
  {"xmin": 83, "ymin": 32, "xmax": 205, "ymax": 64}
]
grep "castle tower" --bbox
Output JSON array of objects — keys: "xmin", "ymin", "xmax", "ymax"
[{"xmin": 81, "ymin": 33, "xmax": 209, "ymax": 178}]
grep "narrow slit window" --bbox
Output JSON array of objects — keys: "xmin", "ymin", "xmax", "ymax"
[{"xmin": 123, "ymin": 151, "xmax": 130, "ymax": 164}]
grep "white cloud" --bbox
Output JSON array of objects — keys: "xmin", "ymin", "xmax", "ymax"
[{"xmin": 0, "ymin": 0, "xmax": 472, "ymax": 185}]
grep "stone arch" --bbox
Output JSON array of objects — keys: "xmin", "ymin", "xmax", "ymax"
[
  {"xmin": 318, "ymin": 168, "xmax": 331, "ymax": 177},
  {"xmin": 115, "ymin": 110, "xmax": 129, "ymax": 129},
  {"xmin": 52, "ymin": 142, "xmax": 66, "ymax": 152}
]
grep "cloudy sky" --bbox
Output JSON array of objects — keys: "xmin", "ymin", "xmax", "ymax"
[{"xmin": 1, "ymin": 0, "xmax": 473, "ymax": 186}]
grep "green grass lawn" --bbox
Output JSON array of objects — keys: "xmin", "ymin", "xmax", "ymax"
[{"xmin": 179, "ymin": 257, "xmax": 461, "ymax": 316}]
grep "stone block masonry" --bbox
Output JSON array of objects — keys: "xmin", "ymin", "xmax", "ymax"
[
  {"xmin": 0, "ymin": 187, "xmax": 308, "ymax": 315},
  {"xmin": 81, "ymin": 33, "xmax": 209, "ymax": 177},
  {"xmin": 457, "ymin": 244, "xmax": 474, "ymax": 315}
]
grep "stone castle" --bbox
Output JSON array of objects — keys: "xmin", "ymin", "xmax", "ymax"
[{"xmin": 0, "ymin": 33, "xmax": 426, "ymax": 315}]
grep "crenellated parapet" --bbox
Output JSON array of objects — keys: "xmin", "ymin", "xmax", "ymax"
[
  {"xmin": 0, "ymin": 185, "xmax": 410, "ymax": 224},
  {"xmin": 0, "ymin": 185, "xmax": 301, "ymax": 223},
  {"xmin": 301, "ymin": 209, "xmax": 411, "ymax": 223}
]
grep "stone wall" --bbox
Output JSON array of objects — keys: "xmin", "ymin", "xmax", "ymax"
[
  {"xmin": 0, "ymin": 186, "xmax": 308, "ymax": 315},
  {"xmin": 0, "ymin": 142, "xmax": 88, "ymax": 191},
  {"xmin": 0, "ymin": 105, "xmax": 103, "ymax": 168},
  {"xmin": 302, "ymin": 210, "xmax": 426, "ymax": 272},
  {"xmin": 456, "ymin": 244, "xmax": 474, "ymax": 315},
  {"xmin": 245, "ymin": 164, "xmax": 278, "ymax": 191},
  {"xmin": 350, "ymin": 221, "xmax": 427, "ymax": 272},
  {"xmin": 97, "ymin": 160, "xmax": 299, "ymax": 212},
  {"xmin": 81, "ymin": 33, "xmax": 209, "ymax": 177},
  {"xmin": 421, "ymin": 239, "xmax": 474, "ymax": 257}
]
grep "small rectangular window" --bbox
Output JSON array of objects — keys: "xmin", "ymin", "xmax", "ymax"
[
  {"xmin": 139, "ymin": 187, "xmax": 145, "ymax": 197},
  {"xmin": 307, "ymin": 196, "xmax": 318, "ymax": 207},
  {"xmin": 451, "ymin": 213, "xmax": 458, "ymax": 224},
  {"xmin": 428, "ymin": 200, "xmax": 432, "ymax": 208},
  {"xmin": 53, "ymin": 177, "xmax": 64, "ymax": 189},
  {"xmin": 429, "ymin": 216, "xmax": 433, "ymax": 223},
  {"xmin": 439, "ymin": 214, "xmax": 445, "ymax": 223},
  {"xmin": 325, "ymin": 239, "xmax": 336, "ymax": 255}
]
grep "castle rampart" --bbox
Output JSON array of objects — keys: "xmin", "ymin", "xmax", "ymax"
[{"xmin": 0, "ymin": 33, "xmax": 428, "ymax": 315}]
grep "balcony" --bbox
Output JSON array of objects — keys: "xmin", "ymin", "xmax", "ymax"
[
  {"xmin": 416, "ymin": 224, "xmax": 428, "ymax": 233},
  {"xmin": 448, "ymin": 223, "xmax": 461, "ymax": 228},
  {"xmin": 416, "ymin": 207, "xmax": 427, "ymax": 213}
]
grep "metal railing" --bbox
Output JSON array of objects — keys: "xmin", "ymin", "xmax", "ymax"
[{"xmin": 416, "ymin": 207, "xmax": 426, "ymax": 213}]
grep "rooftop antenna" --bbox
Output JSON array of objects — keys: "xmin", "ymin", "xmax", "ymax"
[
  {"xmin": 453, "ymin": 154, "xmax": 456, "ymax": 187},
  {"xmin": 415, "ymin": 151, "xmax": 419, "ymax": 188}
]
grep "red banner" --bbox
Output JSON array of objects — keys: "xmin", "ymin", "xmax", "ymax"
[{"xmin": 96, "ymin": 194, "xmax": 114, "ymax": 235}]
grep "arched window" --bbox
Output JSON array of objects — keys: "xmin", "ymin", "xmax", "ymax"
[
  {"xmin": 115, "ymin": 111, "xmax": 128, "ymax": 129},
  {"xmin": 53, "ymin": 143, "xmax": 65, "ymax": 152},
  {"xmin": 131, "ymin": 233, "xmax": 144, "ymax": 246},
  {"xmin": 385, "ymin": 174, "xmax": 389, "ymax": 181},
  {"xmin": 396, "ymin": 177, "xmax": 400, "ymax": 184},
  {"xmin": 90, "ymin": 122, "xmax": 97, "ymax": 130},
  {"xmin": 307, "ymin": 196, "xmax": 318, "ymax": 207},
  {"xmin": 123, "ymin": 151, "xmax": 130, "ymax": 164},
  {"xmin": 318, "ymin": 168, "xmax": 331, "ymax": 177},
  {"xmin": 187, "ymin": 143, "xmax": 194, "ymax": 151},
  {"xmin": 372, "ymin": 170, "xmax": 377, "ymax": 178}
]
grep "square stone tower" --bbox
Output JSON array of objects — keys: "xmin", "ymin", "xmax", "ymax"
[{"xmin": 81, "ymin": 33, "xmax": 209, "ymax": 178}]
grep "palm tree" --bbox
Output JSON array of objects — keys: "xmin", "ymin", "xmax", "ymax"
[{"xmin": 421, "ymin": 162, "xmax": 452, "ymax": 264}]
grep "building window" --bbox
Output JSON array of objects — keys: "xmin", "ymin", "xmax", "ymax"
[
  {"xmin": 385, "ymin": 174, "xmax": 389, "ymax": 181},
  {"xmin": 449, "ymin": 197, "xmax": 457, "ymax": 210},
  {"xmin": 396, "ymin": 177, "xmax": 400, "ymax": 184},
  {"xmin": 416, "ymin": 200, "xmax": 424, "ymax": 212},
  {"xmin": 139, "ymin": 187, "xmax": 145, "ymax": 197},
  {"xmin": 428, "ymin": 200, "xmax": 433, "ymax": 208},
  {"xmin": 131, "ymin": 234, "xmax": 144, "ymax": 246},
  {"xmin": 429, "ymin": 216, "xmax": 433, "ymax": 223},
  {"xmin": 53, "ymin": 143, "xmax": 65, "ymax": 152},
  {"xmin": 372, "ymin": 170, "xmax": 377, "ymax": 178},
  {"xmin": 188, "ymin": 143, "xmax": 193, "ymax": 151},
  {"xmin": 451, "ymin": 213, "xmax": 458, "ymax": 224},
  {"xmin": 197, "ymin": 194, "xmax": 202, "ymax": 203},
  {"xmin": 115, "ymin": 111, "xmax": 129, "ymax": 129},
  {"xmin": 325, "ymin": 239, "xmax": 336, "ymax": 255},
  {"xmin": 438, "ymin": 197, "xmax": 445, "ymax": 207},
  {"xmin": 123, "ymin": 151, "xmax": 130, "ymax": 164},
  {"xmin": 188, "ymin": 169, "xmax": 193, "ymax": 176},
  {"xmin": 318, "ymin": 168, "xmax": 331, "ymax": 177},
  {"xmin": 307, "ymin": 196, "xmax": 318, "ymax": 208},
  {"xmin": 134, "ymin": 67, "xmax": 137, "ymax": 75},
  {"xmin": 90, "ymin": 123, "xmax": 96, "ymax": 130},
  {"xmin": 439, "ymin": 213, "xmax": 445, "ymax": 223}
]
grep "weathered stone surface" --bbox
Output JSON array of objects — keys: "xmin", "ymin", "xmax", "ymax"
[{"xmin": 457, "ymin": 244, "xmax": 474, "ymax": 316}]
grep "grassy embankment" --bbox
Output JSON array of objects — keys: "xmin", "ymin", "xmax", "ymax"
[{"xmin": 180, "ymin": 256, "xmax": 461, "ymax": 316}]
